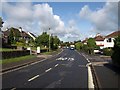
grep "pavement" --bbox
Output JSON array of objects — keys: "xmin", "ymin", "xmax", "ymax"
[
  {"xmin": 80, "ymin": 51, "xmax": 120, "ymax": 89},
  {"xmin": 2, "ymin": 49, "xmax": 89, "ymax": 89}
]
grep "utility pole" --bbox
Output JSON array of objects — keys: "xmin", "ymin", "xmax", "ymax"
[{"xmin": 49, "ymin": 28, "xmax": 51, "ymax": 52}]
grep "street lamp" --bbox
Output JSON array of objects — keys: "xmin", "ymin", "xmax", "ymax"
[{"xmin": 49, "ymin": 28, "xmax": 51, "ymax": 52}]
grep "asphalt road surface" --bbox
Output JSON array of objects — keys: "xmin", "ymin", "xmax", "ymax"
[{"xmin": 2, "ymin": 49, "xmax": 89, "ymax": 89}]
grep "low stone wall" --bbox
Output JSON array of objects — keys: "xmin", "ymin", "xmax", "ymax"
[{"xmin": 1, "ymin": 50, "xmax": 30, "ymax": 59}]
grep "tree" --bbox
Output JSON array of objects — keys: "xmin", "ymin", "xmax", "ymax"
[
  {"xmin": 35, "ymin": 32, "xmax": 49, "ymax": 47},
  {"xmin": 87, "ymin": 38, "xmax": 99, "ymax": 54},
  {"xmin": 75, "ymin": 42, "xmax": 83, "ymax": 50},
  {"xmin": 111, "ymin": 36, "xmax": 120, "ymax": 65},
  {"xmin": 8, "ymin": 29, "xmax": 14, "ymax": 45},
  {"xmin": 0, "ymin": 17, "xmax": 4, "ymax": 28},
  {"xmin": 52, "ymin": 36, "xmax": 60, "ymax": 50}
]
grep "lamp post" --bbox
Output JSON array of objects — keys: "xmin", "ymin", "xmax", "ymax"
[{"xmin": 49, "ymin": 28, "xmax": 51, "ymax": 52}]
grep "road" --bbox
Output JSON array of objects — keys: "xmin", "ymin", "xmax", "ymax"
[{"xmin": 2, "ymin": 49, "xmax": 89, "ymax": 89}]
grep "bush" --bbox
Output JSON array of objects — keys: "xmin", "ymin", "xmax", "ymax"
[
  {"xmin": 75, "ymin": 42, "xmax": 83, "ymax": 51},
  {"xmin": 111, "ymin": 36, "xmax": 120, "ymax": 65},
  {"xmin": 40, "ymin": 48, "xmax": 48, "ymax": 53},
  {"xmin": 1, "ymin": 50, "xmax": 30, "ymax": 59},
  {"xmin": 103, "ymin": 48, "xmax": 113, "ymax": 56}
]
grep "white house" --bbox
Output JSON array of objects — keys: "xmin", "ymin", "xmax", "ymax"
[
  {"xmin": 104, "ymin": 31, "xmax": 120, "ymax": 48},
  {"xmin": 82, "ymin": 31, "xmax": 120, "ymax": 49},
  {"xmin": 94, "ymin": 33, "xmax": 105, "ymax": 49}
]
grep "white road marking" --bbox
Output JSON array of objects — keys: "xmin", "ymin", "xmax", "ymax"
[
  {"xmin": 45, "ymin": 68, "xmax": 52, "ymax": 72},
  {"xmin": 88, "ymin": 66, "xmax": 94, "ymax": 89},
  {"xmin": 28, "ymin": 75, "xmax": 39, "ymax": 82},
  {"xmin": 55, "ymin": 64, "xmax": 59, "ymax": 67}
]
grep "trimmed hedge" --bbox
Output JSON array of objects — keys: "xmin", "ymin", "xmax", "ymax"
[
  {"xmin": 1, "ymin": 50, "xmax": 30, "ymax": 59},
  {"xmin": 40, "ymin": 49, "xmax": 48, "ymax": 53}
]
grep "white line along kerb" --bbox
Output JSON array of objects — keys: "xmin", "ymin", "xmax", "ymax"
[
  {"xmin": 55, "ymin": 64, "xmax": 58, "ymax": 67},
  {"xmin": 28, "ymin": 75, "xmax": 40, "ymax": 82},
  {"xmin": 87, "ymin": 65, "xmax": 94, "ymax": 89},
  {"xmin": 45, "ymin": 68, "xmax": 52, "ymax": 72}
]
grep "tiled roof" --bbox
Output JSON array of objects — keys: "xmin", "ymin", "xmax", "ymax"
[
  {"xmin": 94, "ymin": 35, "xmax": 104, "ymax": 41},
  {"xmin": 21, "ymin": 31, "xmax": 30, "ymax": 37},
  {"xmin": 105, "ymin": 30, "xmax": 120, "ymax": 38},
  {"xmin": 2, "ymin": 28, "xmax": 33, "ymax": 38}
]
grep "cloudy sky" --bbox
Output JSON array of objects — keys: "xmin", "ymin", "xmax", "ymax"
[{"xmin": 1, "ymin": 1, "xmax": 118, "ymax": 42}]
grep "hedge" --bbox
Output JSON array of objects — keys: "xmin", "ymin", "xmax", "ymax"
[
  {"xmin": 40, "ymin": 48, "xmax": 48, "ymax": 53},
  {"xmin": 103, "ymin": 48, "xmax": 113, "ymax": 56},
  {"xmin": 1, "ymin": 50, "xmax": 30, "ymax": 59}
]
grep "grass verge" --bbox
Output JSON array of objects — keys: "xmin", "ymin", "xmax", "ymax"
[
  {"xmin": 0, "ymin": 55, "xmax": 36, "ymax": 64},
  {"xmin": 41, "ymin": 49, "xmax": 61, "ymax": 55}
]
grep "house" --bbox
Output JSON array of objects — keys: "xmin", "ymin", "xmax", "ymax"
[
  {"xmin": 82, "ymin": 38, "xmax": 88, "ymax": 45},
  {"xmin": 104, "ymin": 30, "xmax": 120, "ymax": 48},
  {"xmin": 94, "ymin": 33, "xmax": 105, "ymax": 49},
  {"xmin": 2, "ymin": 27, "xmax": 36, "ymax": 44},
  {"xmin": 27, "ymin": 32, "xmax": 36, "ymax": 40},
  {"xmin": 82, "ymin": 30, "xmax": 120, "ymax": 49}
]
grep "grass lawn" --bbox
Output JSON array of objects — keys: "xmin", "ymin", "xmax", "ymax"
[{"xmin": 0, "ymin": 55, "xmax": 36, "ymax": 64}]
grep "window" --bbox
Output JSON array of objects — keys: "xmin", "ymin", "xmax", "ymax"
[{"xmin": 107, "ymin": 38, "xmax": 112, "ymax": 42}]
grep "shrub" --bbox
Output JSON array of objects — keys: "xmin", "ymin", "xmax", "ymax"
[
  {"xmin": 111, "ymin": 36, "xmax": 120, "ymax": 65},
  {"xmin": 1, "ymin": 50, "xmax": 30, "ymax": 59},
  {"xmin": 103, "ymin": 48, "xmax": 113, "ymax": 56}
]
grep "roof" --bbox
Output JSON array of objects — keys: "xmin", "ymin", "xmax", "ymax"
[
  {"xmin": 94, "ymin": 35, "xmax": 104, "ymax": 41},
  {"xmin": 21, "ymin": 31, "xmax": 30, "ymax": 38},
  {"xmin": 2, "ymin": 28, "xmax": 32, "ymax": 38},
  {"xmin": 82, "ymin": 38, "xmax": 88, "ymax": 43},
  {"xmin": 29, "ymin": 32, "xmax": 36, "ymax": 37},
  {"xmin": 105, "ymin": 30, "xmax": 120, "ymax": 38},
  {"xmin": 3, "ymin": 28, "xmax": 21, "ymax": 36}
]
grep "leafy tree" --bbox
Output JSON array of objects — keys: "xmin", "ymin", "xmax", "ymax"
[
  {"xmin": 111, "ymin": 36, "xmax": 120, "ymax": 65},
  {"xmin": 53, "ymin": 36, "xmax": 60, "ymax": 50},
  {"xmin": 35, "ymin": 32, "xmax": 60, "ymax": 50},
  {"xmin": 8, "ymin": 29, "xmax": 14, "ymax": 45},
  {"xmin": 35, "ymin": 32, "xmax": 49, "ymax": 47},
  {"xmin": 0, "ymin": 17, "xmax": 4, "ymax": 28},
  {"xmin": 87, "ymin": 38, "xmax": 99, "ymax": 54},
  {"xmin": 75, "ymin": 42, "xmax": 83, "ymax": 50}
]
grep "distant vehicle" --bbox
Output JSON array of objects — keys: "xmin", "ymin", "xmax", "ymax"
[
  {"xmin": 70, "ymin": 45, "xmax": 75, "ymax": 50},
  {"xmin": 70, "ymin": 47, "xmax": 74, "ymax": 50},
  {"xmin": 94, "ymin": 49, "xmax": 101, "ymax": 54},
  {"xmin": 66, "ymin": 46, "xmax": 69, "ymax": 49}
]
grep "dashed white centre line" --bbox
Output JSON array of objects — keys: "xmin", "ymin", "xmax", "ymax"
[
  {"xmin": 45, "ymin": 68, "xmax": 52, "ymax": 72},
  {"xmin": 28, "ymin": 75, "xmax": 39, "ymax": 82},
  {"xmin": 55, "ymin": 64, "xmax": 59, "ymax": 67}
]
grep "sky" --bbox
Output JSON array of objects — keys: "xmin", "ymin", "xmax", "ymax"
[{"xmin": 1, "ymin": 1, "xmax": 118, "ymax": 42}]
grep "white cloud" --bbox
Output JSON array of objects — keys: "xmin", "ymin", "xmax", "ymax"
[
  {"xmin": 2, "ymin": 2, "xmax": 81, "ymax": 41},
  {"xmin": 79, "ymin": 2, "xmax": 118, "ymax": 34}
]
